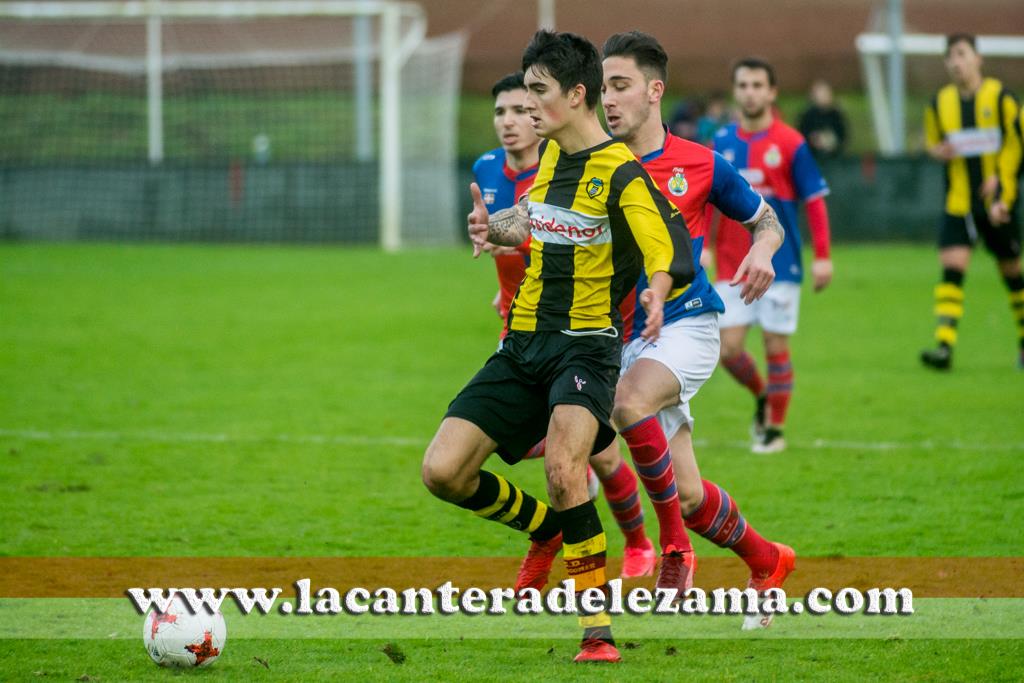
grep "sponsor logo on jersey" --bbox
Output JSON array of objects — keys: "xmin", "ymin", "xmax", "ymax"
[
  {"xmin": 575, "ymin": 375, "xmax": 587, "ymax": 391},
  {"xmin": 530, "ymin": 215, "xmax": 606, "ymax": 240},
  {"xmin": 528, "ymin": 203, "xmax": 612, "ymax": 245},
  {"xmin": 763, "ymin": 144, "xmax": 782, "ymax": 168},
  {"xmin": 586, "ymin": 177, "xmax": 605, "ymax": 198},
  {"xmin": 684, "ymin": 297, "xmax": 703, "ymax": 311},
  {"xmin": 668, "ymin": 168, "xmax": 688, "ymax": 196}
]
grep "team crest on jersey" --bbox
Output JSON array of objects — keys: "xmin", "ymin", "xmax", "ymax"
[
  {"xmin": 667, "ymin": 167, "xmax": 688, "ymax": 196},
  {"xmin": 722, "ymin": 148, "xmax": 735, "ymax": 163},
  {"xmin": 586, "ymin": 177, "xmax": 605, "ymax": 198},
  {"xmin": 483, "ymin": 189, "xmax": 496, "ymax": 205},
  {"xmin": 763, "ymin": 145, "xmax": 782, "ymax": 168}
]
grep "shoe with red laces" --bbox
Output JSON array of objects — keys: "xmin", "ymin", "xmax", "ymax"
[
  {"xmin": 742, "ymin": 542, "xmax": 796, "ymax": 630},
  {"xmin": 514, "ymin": 532, "xmax": 562, "ymax": 592},
  {"xmin": 620, "ymin": 536, "xmax": 656, "ymax": 579},
  {"xmin": 573, "ymin": 638, "xmax": 621, "ymax": 663},
  {"xmin": 655, "ymin": 545, "xmax": 696, "ymax": 597}
]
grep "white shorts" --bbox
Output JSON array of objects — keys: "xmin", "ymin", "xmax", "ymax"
[
  {"xmin": 714, "ymin": 281, "xmax": 801, "ymax": 335},
  {"xmin": 620, "ymin": 313, "xmax": 720, "ymax": 438}
]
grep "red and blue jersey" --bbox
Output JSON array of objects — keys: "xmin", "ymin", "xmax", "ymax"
[
  {"xmin": 627, "ymin": 131, "xmax": 764, "ymax": 341},
  {"xmin": 471, "ymin": 147, "xmax": 538, "ymax": 333},
  {"xmin": 712, "ymin": 119, "xmax": 829, "ymax": 283}
]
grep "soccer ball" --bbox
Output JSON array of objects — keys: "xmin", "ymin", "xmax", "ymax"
[{"xmin": 142, "ymin": 593, "xmax": 227, "ymax": 668}]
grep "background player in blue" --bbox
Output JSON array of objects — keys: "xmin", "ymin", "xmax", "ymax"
[
  {"xmin": 471, "ymin": 72, "xmax": 541, "ymax": 338},
  {"xmin": 710, "ymin": 57, "xmax": 835, "ymax": 454}
]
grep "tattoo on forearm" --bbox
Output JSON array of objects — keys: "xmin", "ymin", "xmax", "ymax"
[
  {"xmin": 750, "ymin": 206, "xmax": 785, "ymax": 244},
  {"xmin": 487, "ymin": 198, "xmax": 532, "ymax": 246}
]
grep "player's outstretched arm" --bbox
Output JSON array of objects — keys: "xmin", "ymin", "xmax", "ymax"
[{"xmin": 733, "ymin": 204, "xmax": 784, "ymax": 304}]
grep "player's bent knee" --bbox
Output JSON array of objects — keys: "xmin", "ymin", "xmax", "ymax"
[
  {"xmin": 611, "ymin": 384, "xmax": 655, "ymax": 428},
  {"xmin": 421, "ymin": 447, "xmax": 469, "ymax": 503}
]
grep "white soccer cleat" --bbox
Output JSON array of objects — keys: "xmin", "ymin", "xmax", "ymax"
[
  {"xmin": 752, "ymin": 428, "xmax": 785, "ymax": 454},
  {"xmin": 742, "ymin": 600, "xmax": 777, "ymax": 630}
]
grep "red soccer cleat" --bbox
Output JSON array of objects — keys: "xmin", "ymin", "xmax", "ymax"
[
  {"xmin": 514, "ymin": 532, "xmax": 562, "ymax": 592},
  {"xmin": 620, "ymin": 536, "xmax": 656, "ymax": 579},
  {"xmin": 573, "ymin": 638, "xmax": 622, "ymax": 663},
  {"xmin": 655, "ymin": 545, "xmax": 696, "ymax": 596},
  {"xmin": 743, "ymin": 542, "xmax": 796, "ymax": 630}
]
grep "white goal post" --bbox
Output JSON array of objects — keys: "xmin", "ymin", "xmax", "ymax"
[
  {"xmin": 856, "ymin": 32, "xmax": 1024, "ymax": 155},
  {"xmin": 0, "ymin": 0, "xmax": 437, "ymax": 250}
]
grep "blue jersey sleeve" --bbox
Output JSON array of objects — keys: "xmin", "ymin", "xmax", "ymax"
[
  {"xmin": 792, "ymin": 143, "xmax": 830, "ymax": 201},
  {"xmin": 709, "ymin": 152, "xmax": 763, "ymax": 222}
]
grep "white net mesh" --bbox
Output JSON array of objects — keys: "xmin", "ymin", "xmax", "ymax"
[{"xmin": 0, "ymin": 8, "xmax": 464, "ymax": 245}]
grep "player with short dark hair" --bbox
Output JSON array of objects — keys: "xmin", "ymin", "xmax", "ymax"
[
  {"xmin": 920, "ymin": 33, "xmax": 1023, "ymax": 370},
  {"xmin": 522, "ymin": 30, "xmax": 794, "ymax": 630},
  {"xmin": 710, "ymin": 57, "xmax": 834, "ymax": 453},
  {"xmin": 473, "ymin": 72, "xmax": 541, "ymax": 334},
  {"xmin": 422, "ymin": 29, "xmax": 702, "ymax": 664}
]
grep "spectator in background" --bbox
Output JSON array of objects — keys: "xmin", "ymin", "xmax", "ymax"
[
  {"xmin": 696, "ymin": 92, "xmax": 730, "ymax": 146},
  {"xmin": 668, "ymin": 98, "xmax": 701, "ymax": 142},
  {"xmin": 798, "ymin": 79, "xmax": 847, "ymax": 158}
]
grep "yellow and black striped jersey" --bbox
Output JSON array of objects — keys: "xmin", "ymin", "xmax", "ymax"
[
  {"xmin": 925, "ymin": 78, "xmax": 1022, "ymax": 215},
  {"xmin": 508, "ymin": 138, "xmax": 695, "ymax": 333}
]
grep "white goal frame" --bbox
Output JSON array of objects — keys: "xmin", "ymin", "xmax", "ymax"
[
  {"xmin": 0, "ymin": 0, "xmax": 428, "ymax": 250},
  {"xmin": 856, "ymin": 32, "xmax": 1024, "ymax": 155}
]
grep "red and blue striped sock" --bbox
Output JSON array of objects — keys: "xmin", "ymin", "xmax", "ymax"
[
  {"xmin": 684, "ymin": 479, "xmax": 778, "ymax": 577},
  {"xmin": 620, "ymin": 416, "xmax": 690, "ymax": 553},
  {"xmin": 597, "ymin": 461, "xmax": 647, "ymax": 548},
  {"xmin": 722, "ymin": 351, "xmax": 765, "ymax": 398},
  {"xmin": 766, "ymin": 350, "xmax": 793, "ymax": 427}
]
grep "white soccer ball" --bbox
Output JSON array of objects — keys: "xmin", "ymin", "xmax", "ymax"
[{"xmin": 142, "ymin": 593, "xmax": 227, "ymax": 668}]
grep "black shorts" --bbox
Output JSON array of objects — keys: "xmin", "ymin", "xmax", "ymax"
[
  {"xmin": 939, "ymin": 208, "xmax": 1021, "ymax": 260},
  {"xmin": 445, "ymin": 330, "xmax": 620, "ymax": 465}
]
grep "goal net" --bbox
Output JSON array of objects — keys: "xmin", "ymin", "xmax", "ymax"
[{"xmin": 0, "ymin": 1, "xmax": 465, "ymax": 247}]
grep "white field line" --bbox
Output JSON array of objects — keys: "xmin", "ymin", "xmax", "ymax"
[{"xmin": 1, "ymin": 428, "xmax": 1022, "ymax": 453}]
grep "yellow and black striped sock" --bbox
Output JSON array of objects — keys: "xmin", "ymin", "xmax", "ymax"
[
  {"xmin": 1004, "ymin": 274, "xmax": 1024, "ymax": 351},
  {"xmin": 457, "ymin": 470, "xmax": 560, "ymax": 541},
  {"xmin": 934, "ymin": 268, "xmax": 965, "ymax": 349},
  {"xmin": 559, "ymin": 501, "xmax": 613, "ymax": 644}
]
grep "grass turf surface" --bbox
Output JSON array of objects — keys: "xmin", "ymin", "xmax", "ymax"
[{"xmin": 1, "ymin": 243, "xmax": 1022, "ymax": 679}]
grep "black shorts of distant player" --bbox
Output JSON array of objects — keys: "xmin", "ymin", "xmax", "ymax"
[{"xmin": 939, "ymin": 208, "xmax": 1022, "ymax": 260}]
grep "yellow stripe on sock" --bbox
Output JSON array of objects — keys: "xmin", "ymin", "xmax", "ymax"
[
  {"xmin": 496, "ymin": 487, "xmax": 524, "ymax": 523},
  {"xmin": 934, "ymin": 302, "xmax": 964, "ymax": 318},
  {"xmin": 935, "ymin": 283, "xmax": 964, "ymax": 301},
  {"xmin": 936, "ymin": 325, "xmax": 958, "ymax": 345},
  {"xmin": 564, "ymin": 533, "xmax": 608, "ymax": 559},
  {"xmin": 525, "ymin": 500, "xmax": 549, "ymax": 533},
  {"xmin": 579, "ymin": 612, "xmax": 612, "ymax": 629},
  {"xmin": 474, "ymin": 476, "xmax": 510, "ymax": 519}
]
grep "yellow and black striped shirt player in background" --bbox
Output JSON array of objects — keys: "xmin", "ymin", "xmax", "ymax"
[
  {"xmin": 921, "ymin": 33, "xmax": 1024, "ymax": 370},
  {"xmin": 422, "ymin": 30, "xmax": 696, "ymax": 664}
]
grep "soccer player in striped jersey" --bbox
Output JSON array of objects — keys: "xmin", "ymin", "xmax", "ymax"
[
  {"xmin": 423, "ymin": 30, "xmax": 704, "ymax": 663},
  {"xmin": 920, "ymin": 34, "xmax": 1023, "ymax": 370},
  {"xmin": 477, "ymin": 71, "xmax": 656, "ymax": 567},
  {"xmin": 710, "ymin": 57, "xmax": 834, "ymax": 454},
  {"xmin": 520, "ymin": 31, "xmax": 795, "ymax": 630},
  {"xmin": 473, "ymin": 72, "xmax": 541, "ymax": 335}
]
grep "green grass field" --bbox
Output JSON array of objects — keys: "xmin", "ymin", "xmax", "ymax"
[{"xmin": 1, "ymin": 243, "xmax": 1023, "ymax": 680}]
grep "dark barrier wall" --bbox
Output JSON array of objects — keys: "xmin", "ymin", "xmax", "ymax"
[
  {"xmin": 455, "ymin": 156, "xmax": 971, "ymax": 245},
  {"xmin": 0, "ymin": 156, "xmax": 1016, "ymax": 244}
]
